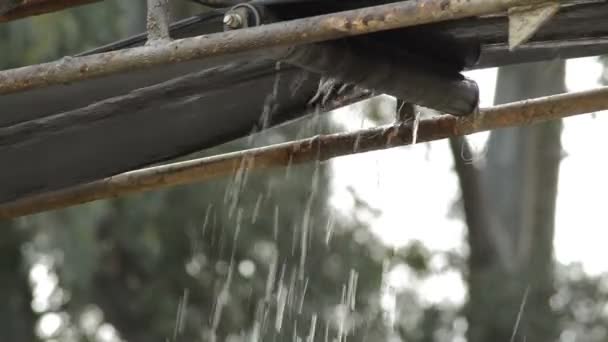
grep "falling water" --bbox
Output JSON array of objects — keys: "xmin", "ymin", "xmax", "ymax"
[
  {"xmin": 201, "ymin": 204, "xmax": 213, "ymax": 239},
  {"xmin": 210, "ymin": 208, "xmax": 243, "ymax": 339},
  {"xmin": 276, "ymin": 284, "xmax": 288, "ymax": 332},
  {"xmin": 284, "ymin": 154, "xmax": 295, "ymax": 181},
  {"xmin": 325, "ymin": 213, "xmax": 335, "ymax": 246},
  {"xmin": 290, "ymin": 71, "xmax": 310, "ymax": 98},
  {"xmin": 337, "ymin": 283, "xmax": 347, "ymax": 342},
  {"xmin": 299, "ymin": 199, "xmax": 311, "ymax": 281},
  {"xmin": 273, "ymin": 205, "xmax": 280, "ymax": 241},
  {"xmin": 347, "ymin": 270, "xmax": 358, "ymax": 311},
  {"xmin": 297, "ymin": 277, "xmax": 309, "ymax": 314},
  {"xmin": 276, "ymin": 264, "xmax": 287, "ymax": 332},
  {"xmin": 307, "ymin": 314, "xmax": 318, "ymax": 342},
  {"xmin": 509, "ymin": 285, "xmax": 531, "ymax": 342},
  {"xmin": 353, "ymin": 114, "xmax": 366, "ymax": 152},
  {"xmin": 173, "ymin": 288, "xmax": 190, "ymax": 340},
  {"xmin": 308, "ymin": 77, "xmax": 338, "ymax": 107},
  {"xmin": 259, "ymin": 62, "xmax": 283, "ymax": 130},
  {"xmin": 251, "ymin": 193, "xmax": 263, "ymax": 224},
  {"xmin": 265, "ymin": 255, "xmax": 278, "ymax": 302},
  {"xmin": 411, "ymin": 109, "xmax": 421, "ymax": 145}
]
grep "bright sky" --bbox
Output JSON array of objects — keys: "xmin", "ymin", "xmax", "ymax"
[{"xmin": 329, "ymin": 57, "xmax": 607, "ymax": 303}]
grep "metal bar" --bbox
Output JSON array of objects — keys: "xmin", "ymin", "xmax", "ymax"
[
  {"xmin": 0, "ymin": 0, "xmax": 547, "ymax": 95},
  {"xmin": 147, "ymin": 0, "xmax": 171, "ymax": 42},
  {"xmin": 0, "ymin": 0, "xmax": 101, "ymax": 22},
  {"xmin": 1, "ymin": 84, "xmax": 606, "ymax": 219}
]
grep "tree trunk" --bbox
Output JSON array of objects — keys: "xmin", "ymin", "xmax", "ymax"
[
  {"xmin": 0, "ymin": 221, "xmax": 38, "ymax": 342},
  {"xmin": 0, "ymin": 0, "xmax": 20, "ymax": 14},
  {"xmin": 456, "ymin": 60, "xmax": 565, "ymax": 342}
]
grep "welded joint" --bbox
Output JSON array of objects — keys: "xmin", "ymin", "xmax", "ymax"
[{"xmin": 508, "ymin": 1, "xmax": 560, "ymax": 50}]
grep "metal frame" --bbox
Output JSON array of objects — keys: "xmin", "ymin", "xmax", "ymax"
[{"xmin": 2, "ymin": 0, "xmax": 608, "ymax": 217}]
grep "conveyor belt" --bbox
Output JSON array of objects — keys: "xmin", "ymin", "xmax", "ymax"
[{"xmin": 1, "ymin": 0, "xmax": 607, "ymax": 204}]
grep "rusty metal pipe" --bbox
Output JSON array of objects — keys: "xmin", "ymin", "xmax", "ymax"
[{"xmin": 0, "ymin": 0, "xmax": 544, "ymax": 95}]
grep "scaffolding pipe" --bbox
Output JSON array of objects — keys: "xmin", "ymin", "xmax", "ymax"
[{"xmin": 0, "ymin": 0, "xmax": 545, "ymax": 95}]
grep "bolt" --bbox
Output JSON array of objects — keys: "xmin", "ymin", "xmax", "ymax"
[{"xmin": 223, "ymin": 13, "xmax": 243, "ymax": 29}]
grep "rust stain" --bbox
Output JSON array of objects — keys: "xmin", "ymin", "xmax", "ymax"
[
  {"xmin": 354, "ymin": 13, "xmax": 386, "ymax": 31},
  {"xmin": 384, "ymin": 12, "xmax": 397, "ymax": 23},
  {"xmin": 323, "ymin": 17, "xmax": 351, "ymax": 32},
  {"xmin": 361, "ymin": 14, "xmax": 375, "ymax": 25}
]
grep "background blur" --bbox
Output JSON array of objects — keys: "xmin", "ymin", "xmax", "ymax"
[{"xmin": 2, "ymin": 1, "xmax": 608, "ymax": 341}]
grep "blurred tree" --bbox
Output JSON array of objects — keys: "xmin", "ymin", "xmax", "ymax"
[
  {"xmin": 450, "ymin": 61, "xmax": 565, "ymax": 342},
  {"xmin": 0, "ymin": 3, "xmax": 129, "ymax": 341},
  {"xmin": 0, "ymin": 0, "xmax": 21, "ymax": 14},
  {"xmin": 552, "ymin": 263, "xmax": 608, "ymax": 341},
  {"xmin": 0, "ymin": 221, "xmax": 38, "ymax": 341},
  {"xmin": 0, "ymin": 1, "xmax": 124, "ymax": 68}
]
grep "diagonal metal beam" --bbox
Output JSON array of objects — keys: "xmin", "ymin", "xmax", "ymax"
[
  {"xmin": 0, "ymin": 0, "xmax": 101, "ymax": 22},
  {"xmin": 1, "ymin": 84, "xmax": 606, "ymax": 219},
  {"xmin": 0, "ymin": 0, "xmax": 550, "ymax": 95}
]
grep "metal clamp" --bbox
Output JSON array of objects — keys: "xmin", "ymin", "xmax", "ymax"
[{"xmin": 223, "ymin": 3, "xmax": 264, "ymax": 30}]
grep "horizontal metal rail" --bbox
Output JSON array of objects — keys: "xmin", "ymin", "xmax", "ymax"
[
  {"xmin": 0, "ymin": 0, "xmax": 546, "ymax": 95},
  {"xmin": 1, "ymin": 84, "xmax": 606, "ymax": 219}
]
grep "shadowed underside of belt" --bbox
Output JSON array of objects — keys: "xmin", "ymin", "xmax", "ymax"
[{"xmin": 0, "ymin": 59, "xmax": 370, "ymax": 204}]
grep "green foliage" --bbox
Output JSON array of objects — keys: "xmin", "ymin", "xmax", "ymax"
[
  {"xmin": 0, "ymin": 0, "xmax": 22, "ymax": 14},
  {"xmin": 396, "ymin": 241, "xmax": 431, "ymax": 276},
  {"xmin": 0, "ymin": 1, "xmax": 124, "ymax": 68},
  {"xmin": 0, "ymin": 221, "xmax": 38, "ymax": 341}
]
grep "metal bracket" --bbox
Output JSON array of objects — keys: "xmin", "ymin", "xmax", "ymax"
[
  {"xmin": 223, "ymin": 3, "xmax": 264, "ymax": 30},
  {"xmin": 508, "ymin": 1, "xmax": 560, "ymax": 50}
]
